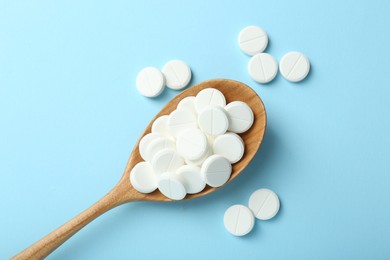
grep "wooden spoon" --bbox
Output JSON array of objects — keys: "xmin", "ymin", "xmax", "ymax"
[{"xmin": 13, "ymin": 79, "xmax": 266, "ymax": 260}]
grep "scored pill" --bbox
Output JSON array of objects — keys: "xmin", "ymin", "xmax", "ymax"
[
  {"xmin": 198, "ymin": 106, "xmax": 229, "ymax": 136},
  {"xmin": 136, "ymin": 67, "xmax": 165, "ymax": 97},
  {"xmin": 152, "ymin": 149, "xmax": 184, "ymax": 176},
  {"xmin": 279, "ymin": 51, "xmax": 310, "ymax": 82},
  {"xmin": 158, "ymin": 172, "xmax": 187, "ymax": 200},
  {"xmin": 224, "ymin": 204, "xmax": 255, "ymax": 236},
  {"xmin": 248, "ymin": 188, "xmax": 280, "ymax": 220},
  {"xmin": 201, "ymin": 155, "xmax": 232, "ymax": 187},
  {"xmin": 248, "ymin": 53, "xmax": 278, "ymax": 84},
  {"xmin": 238, "ymin": 26, "xmax": 268, "ymax": 56},
  {"xmin": 225, "ymin": 101, "xmax": 254, "ymax": 134},
  {"xmin": 194, "ymin": 88, "xmax": 226, "ymax": 113},
  {"xmin": 162, "ymin": 60, "xmax": 192, "ymax": 90}
]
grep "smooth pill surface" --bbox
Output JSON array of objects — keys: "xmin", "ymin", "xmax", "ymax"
[
  {"xmin": 213, "ymin": 133, "xmax": 244, "ymax": 163},
  {"xmin": 177, "ymin": 96, "xmax": 197, "ymax": 115},
  {"xmin": 157, "ymin": 172, "xmax": 187, "ymax": 200},
  {"xmin": 238, "ymin": 26, "xmax": 268, "ymax": 56},
  {"xmin": 176, "ymin": 165, "xmax": 206, "ymax": 194},
  {"xmin": 130, "ymin": 162, "xmax": 157, "ymax": 193},
  {"xmin": 139, "ymin": 133, "xmax": 162, "ymax": 161},
  {"xmin": 145, "ymin": 137, "xmax": 176, "ymax": 162},
  {"xmin": 167, "ymin": 109, "xmax": 198, "ymax": 138},
  {"xmin": 248, "ymin": 53, "xmax": 278, "ymax": 84},
  {"xmin": 136, "ymin": 67, "xmax": 165, "ymax": 97},
  {"xmin": 225, "ymin": 101, "xmax": 254, "ymax": 133},
  {"xmin": 152, "ymin": 149, "xmax": 184, "ymax": 175},
  {"xmin": 162, "ymin": 60, "xmax": 192, "ymax": 90},
  {"xmin": 176, "ymin": 128, "xmax": 208, "ymax": 161},
  {"xmin": 224, "ymin": 204, "xmax": 255, "ymax": 236},
  {"xmin": 279, "ymin": 51, "xmax": 310, "ymax": 82},
  {"xmin": 201, "ymin": 155, "xmax": 232, "ymax": 187},
  {"xmin": 195, "ymin": 88, "xmax": 226, "ymax": 113},
  {"xmin": 249, "ymin": 188, "xmax": 280, "ymax": 220},
  {"xmin": 151, "ymin": 115, "xmax": 170, "ymax": 136},
  {"xmin": 198, "ymin": 106, "xmax": 229, "ymax": 136}
]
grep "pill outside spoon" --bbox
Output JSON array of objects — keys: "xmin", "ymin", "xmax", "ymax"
[{"xmin": 12, "ymin": 79, "xmax": 266, "ymax": 260}]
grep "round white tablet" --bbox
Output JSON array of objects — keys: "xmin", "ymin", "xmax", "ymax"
[
  {"xmin": 139, "ymin": 133, "xmax": 162, "ymax": 161},
  {"xmin": 201, "ymin": 155, "xmax": 232, "ymax": 187},
  {"xmin": 158, "ymin": 172, "xmax": 187, "ymax": 200},
  {"xmin": 225, "ymin": 101, "xmax": 254, "ymax": 133},
  {"xmin": 213, "ymin": 133, "xmax": 244, "ymax": 163},
  {"xmin": 167, "ymin": 109, "xmax": 198, "ymax": 138},
  {"xmin": 248, "ymin": 188, "xmax": 280, "ymax": 220},
  {"xmin": 130, "ymin": 162, "xmax": 157, "ymax": 193},
  {"xmin": 224, "ymin": 204, "xmax": 255, "ymax": 236},
  {"xmin": 198, "ymin": 106, "xmax": 229, "ymax": 136},
  {"xmin": 162, "ymin": 60, "xmax": 192, "ymax": 90},
  {"xmin": 151, "ymin": 115, "xmax": 170, "ymax": 136},
  {"xmin": 279, "ymin": 51, "xmax": 310, "ymax": 82},
  {"xmin": 136, "ymin": 67, "xmax": 165, "ymax": 97},
  {"xmin": 146, "ymin": 137, "xmax": 176, "ymax": 162},
  {"xmin": 177, "ymin": 96, "xmax": 197, "ymax": 115},
  {"xmin": 152, "ymin": 149, "xmax": 184, "ymax": 175},
  {"xmin": 176, "ymin": 129, "xmax": 208, "ymax": 161},
  {"xmin": 238, "ymin": 26, "xmax": 268, "ymax": 56},
  {"xmin": 176, "ymin": 165, "xmax": 206, "ymax": 194},
  {"xmin": 194, "ymin": 88, "xmax": 226, "ymax": 113},
  {"xmin": 248, "ymin": 53, "xmax": 278, "ymax": 84}
]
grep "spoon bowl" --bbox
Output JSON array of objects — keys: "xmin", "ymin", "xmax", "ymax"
[{"xmin": 13, "ymin": 79, "xmax": 266, "ymax": 259}]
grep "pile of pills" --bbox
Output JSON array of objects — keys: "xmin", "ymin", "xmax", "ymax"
[
  {"xmin": 136, "ymin": 60, "xmax": 192, "ymax": 97},
  {"xmin": 239, "ymin": 25, "xmax": 310, "ymax": 83},
  {"xmin": 130, "ymin": 88, "xmax": 254, "ymax": 200},
  {"xmin": 224, "ymin": 188, "xmax": 280, "ymax": 236}
]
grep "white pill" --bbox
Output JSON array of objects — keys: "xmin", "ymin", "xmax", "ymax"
[
  {"xmin": 201, "ymin": 155, "xmax": 232, "ymax": 187},
  {"xmin": 248, "ymin": 188, "xmax": 280, "ymax": 220},
  {"xmin": 224, "ymin": 204, "xmax": 255, "ymax": 236},
  {"xmin": 213, "ymin": 133, "xmax": 244, "ymax": 164},
  {"xmin": 130, "ymin": 162, "xmax": 158, "ymax": 193},
  {"xmin": 177, "ymin": 96, "xmax": 197, "ymax": 115},
  {"xmin": 167, "ymin": 109, "xmax": 198, "ymax": 138},
  {"xmin": 146, "ymin": 137, "xmax": 176, "ymax": 162},
  {"xmin": 152, "ymin": 148, "xmax": 184, "ymax": 175},
  {"xmin": 279, "ymin": 51, "xmax": 310, "ymax": 82},
  {"xmin": 176, "ymin": 129, "xmax": 208, "ymax": 161},
  {"xmin": 151, "ymin": 115, "xmax": 170, "ymax": 136},
  {"xmin": 176, "ymin": 165, "xmax": 206, "ymax": 194},
  {"xmin": 158, "ymin": 172, "xmax": 187, "ymax": 200},
  {"xmin": 198, "ymin": 106, "xmax": 229, "ymax": 136},
  {"xmin": 139, "ymin": 133, "xmax": 162, "ymax": 161},
  {"xmin": 185, "ymin": 145, "xmax": 212, "ymax": 167},
  {"xmin": 225, "ymin": 101, "xmax": 254, "ymax": 134},
  {"xmin": 248, "ymin": 53, "xmax": 278, "ymax": 84},
  {"xmin": 136, "ymin": 67, "xmax": 165, "ymax": 97},
  {"xmin": 194, "ymin": 88, "xmax": 226, "ymax": 113},
  {"xmin": 238, "ymin": 26, "xmax": 268, "ymax": 56},
  {"xmin": 162, "ymin": 60, "xmax": 192, "ymax": 90}
]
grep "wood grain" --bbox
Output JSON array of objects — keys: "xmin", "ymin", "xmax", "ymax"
[{"xmin": 12, "ymin": 79, "xmax": 266, "ymax": 259}]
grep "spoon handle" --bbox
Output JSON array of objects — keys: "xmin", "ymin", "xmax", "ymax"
[{"xmin": 12, "ymin": 183, "xmax": 130, "ymax": 260}]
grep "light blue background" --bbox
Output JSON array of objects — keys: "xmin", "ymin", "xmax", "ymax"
[{"xmin": 1, "ymin": 0, "xmax": 390, "ymax": 259}]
